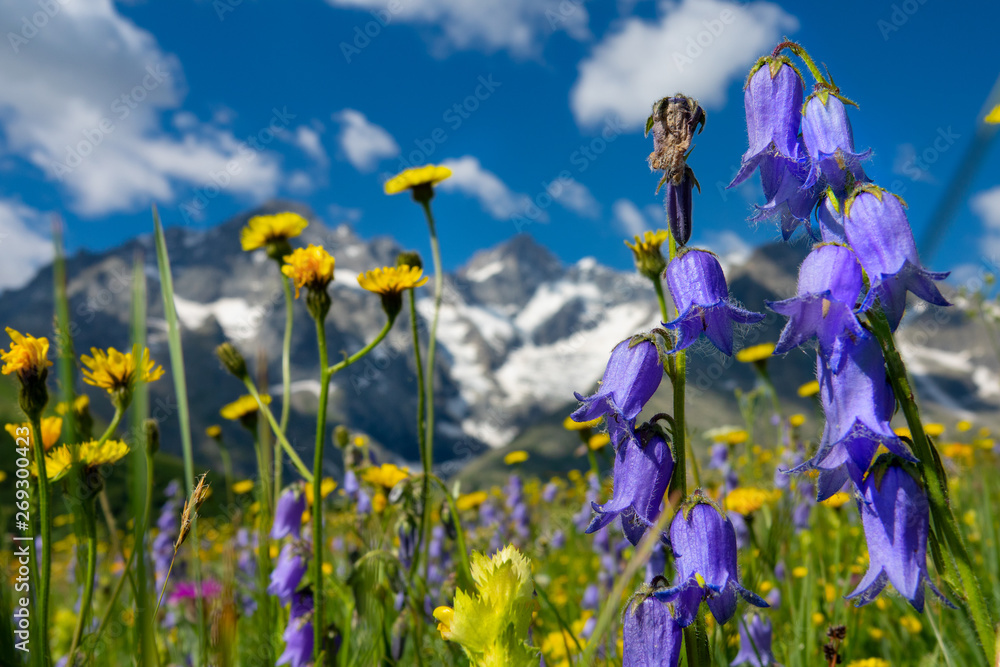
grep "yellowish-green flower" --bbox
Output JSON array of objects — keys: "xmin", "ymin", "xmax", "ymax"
[
  {"xmin": 624, "ymin": 230, "xmax": 669, "ymax": 279},
  {"xmin": 205, "ymin": 425, "xmax": 222, "ymax": 439},
  {"xmin": 81, "ymin": 344, "xmax": 164, "ymax": 394},
  {"xmin": 384, "ymin": 164, "xmax": 452, "ymax": 197},
  {"xmin": 37, "ymin": 439, "xmax": 130, "ymax": 481},
  {"xmin": 362, "ymin": 463, "xmax": 410, "ymax": 489},
  {"xmin": 735, "ymin": 342, "xmax": 775, "ymax": 364},
  {"xmin": 232, "ymin": 479, "xmax": 255, "ymax": 495},
  {"xmin": 899, "ymin": 614, "xmax": 922, "ymax": 634},
  {"xmin": 220, "ymin": 394, "xmax": 270, "ymax": 421},
  {"xmin": 563, "ymin": 415, "xmax": 602, "ymax": 431},
  {"xmin": 456, "ymin": 491, "xmax": 489, "ymax": 512},
  {"xmin": 357, "ymin": 265, "xmax": 429, "ymax": 295},
  {"xmin": 304, "ymin": 477, "xmax": 337, "ymax": 505},
  {"xmin": 5, "ymin": 416, "xmax": 62, "ymax": 452},
  {"xmin": 985, "ymin": 104, "xmax": 1000, "ymax": 124},
  {"xmin": 797, "ymin": 380, "xmax": 820, "ymax": 397},
  {"xmin": 845, "ymin": 660, "xmax": 889, "ymax": 667},
  {"xmin": 281, "ymin": 244, "xmax": 335, "ymax": 298},
  {"xmin": 240, "ymin": 212, "xmax": 308, "ymax": 252},
  {"xmin": 504, "ymin": 450, "xmax": 529, "ymax": 466},
  {"xmin": 433, "ymin": 544, "xmax": 538, "ymax": 667},
  {"xmin": 587, "ymin": 433, "xmax": 610, "ymax": 451},
  {"xmin": 724, "ymin": 487, "xmax": 781, "ymax": 515},
  {"xmin": 789, "ymin": 413, "xmax": 806, "ymax": 428},
  {"xmin": 1, "ymin": 328, "xmax": 52, "ymax": 380}
]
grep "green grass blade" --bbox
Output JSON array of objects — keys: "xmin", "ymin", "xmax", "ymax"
[
  {"xmin": 51, "ymin": 216, "xmax": 77, "ymax": 444},
  {"xmin": 151, "ymin": 205, "xmax": 206, "ymax": 663}
]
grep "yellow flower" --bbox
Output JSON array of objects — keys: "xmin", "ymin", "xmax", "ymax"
[
  {"xmin": 1, "ymin": 328, "xmax": 52, "ymax": 379},
  {"xmin": 724, "ymin": 487, "xmax": 781, "ymax": 515},
  {"xmin": 792, "ymin": 566, "xmax": 808, "ymax": 578},
  {"xmin": 923, "ymin": 422, "xmax": 945, "ymax": 437},
  {"xmin": 845, "ymin": 659, "xmax": 889, "ymax": 667},
  {"xmin": 55, "ymin": 394, "xmax": 90, "ymax": 415},
  {"xmin": 357, "ymin": 265, "xmax": 429, "ymax": 295},
  {"xmin": 986, "ymin": 103, "xmax": 1000, "ymax": 124},
  {"xmin": 372, "ymin": 492, "xmax": 387, "ymax": 513},
  {"xmin": 504, "ymin": 450, "xmax": 529, "ymax": 466},
  {"xmin": 789, "ymin": 413, "xmax": 806, "ymax": 428},
  {"xmin": 220, "ymin": 394, "xmax": 270, "ymax": 421},
  {"xmin": 588, "ymin": 433, "xmax": 610, "ymax": 451},
  {"xmin": 232, "ymin": 480, "xmax": 254, "ymax": 494},
  {"xmin": 900, "ymin": 614, "xmax": 922, "ymax": 634},
  {"xmin": 205, "ymin": 425, "xmax": 222, "ymax": 438},
  {"xmin": 240, "ymin": 212, "xmax": 308, "ymax": 252},
  {"xmin": 281, "ymin": 245, "xmax": 335, "ymax": 298},
  {"xmin": 38, "ymin": 439, "xmax": 130, "ymax": 481},
  {"xmin": 81, "ymin": 344, "xmax": 164, "ymax": 394},
  {"xmin": 797, "ymin": 380, "xmax": 820, "ymax": 397},
  {"xmin": 304, "ymin": 477, "xmax": 337, "ymax": 505},
  {"xmin": 563, "ymin": 416, "xmax": 602, "ymax": 431},
  {"xmin": 736, "ymin": 342, "xmax": 775, "ymax": 363},
  {"xmin": 624, "ymin": 230, "xmax": 669, "ymax": 278},
  {"xmin": 624, "ymin": 230, "xmax": 669, "ymax": 256},
  {"xmin": 811, "ymin": 612, "xmax": 825, "ymax": 626},
  {"xmin": 384, "ymin": 164, "xmax": 452, "ymax": 196},
  {"xmin": 0, "ymin": 471, "xmax": 5, "ymax": 483},
  {"xmin": 942, "ymin": 443, "xmax": 974, "ymax": 466},
  {"xmin": 820, "ymin": 491, "xmax": 852, "ymax": 509},
  {"xmin": 456, "ymin": 491, "xmax": 489, "ymax": 512},
  {"xmin": 6, "ymin": 416, "xmax": 62, "ymax": 452},
  {"xmin": 956, "ymin": 419, "xmax": 972, "ymax": 432},
  {"xmin": 867, "ymin": 628, "xmax": 884, "ymax": 640},
  {"xmin": 362, "ymin": 463, "xmax": 410, "ymax": 489},
  {"xmin": 893, "ymin": 426, "xmax": 911, "ymax": 438},
  {"xmin": 705, "ymin": 426, "xmax": 748, "ymax": 444}
]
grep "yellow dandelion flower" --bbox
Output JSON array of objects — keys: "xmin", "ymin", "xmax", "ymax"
[
  {"xmin": 736, "ymin": 342, "xmax": 775, "ymax": 363},
  {"xmin": 789, "ymin": 413, "xmax": 806, "ymax": 427},
  {"xmin": 205, "ymin": 425, "xmax": 222, "ymax": 438},
  {"xmin": 563, "ymin": 415, "xmax": 602, "ymax": 431},
  {"xmin": 956, "ymin": 419, "xmax": 972, "ymax": 432},
  {"xmin": 942, "ymin": 443, "xmax": 974, "ymax": 466},
  {"xmin": 1, "ymin": 328, "xmax": 52, "ymax": 379},
  {"xmin": 5, "ymin": 416, "xmax": 62, "ymax": 451},
  {"xmin": 811, "ymin": 612, "xmax": 825, "ymax": 626},
  {"xmin": 624, "ymin": 230, "xmax": 669, "ymax": 278},
  {"xmin": 868, "ymin": 628, "xmax": 885, "ymax": 640},
  {"xmin": 362, "ymin": 463, "xmax": 410, "ymax": 489},
  {"xmin": 923, "ymin": 422, "xmax": 945, "ymax": 437},
  {"xmin": 504, "ymin": 450, "xmax": 529, "ymax": 465},
  {"xmin": 220, "ymin": 394, "xmax": 270, "ymax": 421},
  {"xmin": 232, "ymin": 480, "xmax": 255, "ymax": 495},
  {"xmin": 792, "ymin": 566, "xmax": 808, "ymax": 578},
  {"xmin": 357, "ymin": 265, "xmax": 429, "ymax": 295},
  {"xmin": 456, "ymin": 490, "xmax": 489, "ymax": 512},
  {"xmin": 372, "ymin": 491, "xmax": 388, "ymax": 513},
  {"xmin": 900, "ymin": 614, "xmax": 922, "ymax": 634},
  {"xmin": 820, "ymin": 491, "xmax": 852, "ymax": 509},
  {"xmin": 240, "ymin": 212, "xmax": 308, "ymax": 252},
  {"xmin": 797, "ymin": 380, "xmax": 820, "ymax": 397},
  {"xmin": 624, "ymin": 230, "xmax": 669, "ymax": 256},
  {"xmin": 281, "ymin": 245, "xmax": 335, "ymax": 298},
  {"xmin": 81, "ymin": 344, "xmax": 164, "ymax": 394},
  {"xmin": 588, "ymin": 433, "xmax": 610, "ymax": 451},
  {"xmin": 305, "ymin": 477, "xmax": 337, "ymax": 505},
  {"xmin": 893, "ymin": 426, "xmax": 911, "ymax": 438},
  {"xmin": 55, "ymin": 394, "xmax": 90, "ymax": 415},
  {"xmin": 37, "ymin": 439, "xmax": 130, "ymax": 481},
  {"xmin": 0, "ymin": 471, "xmax": 5, "ymax": 483},
  {"xmin": 986, "ymin": 103, "xmax": 1000, "ymax": 124},
  {"xmin": 383, "ymin": 164, "xmax": 452, "ymax": 196},
  {"xmin": 724, "ymin": 487, "xmax": 781, "ymax": 515},
  {"xmin": 705, "ymin": 426, "xmax": 748, "ymax": 444}
]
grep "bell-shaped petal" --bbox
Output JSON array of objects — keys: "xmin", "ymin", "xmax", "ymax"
[
  {"xmin": 845, "ymin": 188, "xmax": 949, "ymax": 330},
  {"xmin": 767, "ymin": 244, "xmax": 867, "ymax": 370},
  {"xmin": 752, "ymin": 152, "xmax": 821, "ymax": 241},
  {"xmin": 665, "ymin": 250, "xmax": 764, "ymax": 356},
  {"xmin": 268, "ymin": 543, "xmax": 308, "ymax": 603},
  {"xmin": 623, "ymin": 594, "xmax": 683, "ymax": 667},
  {"xmin": 271, "ymin": 485, "xmax": 307, "ymax": 540},
  {"xmin": 730, "ymin": 59, "xmax": 805, "ymax": 187},
  {"xmin": 656, "ymin": 502, "xmax": 767, "ymax": 626},
  {"xmin": 801, "ymin": 93, "xmax": 872, "ymax": 189},
  {"xmin": 730, "ymin": 614, "xmax": 775, "ymax": 667},
  {"xmin": 816, "ymin": 196, "xmax": 846, "ymax": 244},
  {"xmin": 587, "ymin": 422, "xmax": 674, "ymax": 545},
  {"xmin": 572, "ymin": 338, "xmax": 663, "ymax": 428},
  {"xmin": 845, "ymin": 463, "xmax": 953, "ymax": 612},
  {"xmin": 277, "ymin": 591, "xmax": 315, "ymax": 667}
]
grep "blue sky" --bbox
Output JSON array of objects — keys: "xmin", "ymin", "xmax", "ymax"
[{"xmin": 1, "ymin": 0, "xmax": 998, "ymax": 291}]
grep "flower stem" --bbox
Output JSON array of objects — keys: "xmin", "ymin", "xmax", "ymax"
[
  {"xmin": 659, "ymin": 234, "xmax": 689, "ymax": 500},
  {"xmin": 242, "ymin": 378, "xmax": 314, "ymax": 482},
  {"xmin": 313, "ymin": 315, "xmax": 330, "ymax": 663},
  {"xmin": 276, "ymin": 274, "xmax": 294, "ymax": 504},
  {"xmin": 30, "ymin": 414, "xmax": 51, "ymax": 665},
  {"xmin": 867, "ymin": 307, "xmax": 996, "ymax": 662},
  {"xmin": 407, "ymin": 289, "xmax": 429, "ymax": 584},
  {"xmin": 66, "ymin": 499, "xmax": 97, "ymax": 665},
  {"xmin": 428, "ymin": 475, "xmax": 473, "ymax": 590},
  {"xmin": 326, "ymin": 315, "xmax": 396, "ymax": 377},
  {"xmin": 772, "ymin": 41, "xmax": 828, "ymax": 86}
]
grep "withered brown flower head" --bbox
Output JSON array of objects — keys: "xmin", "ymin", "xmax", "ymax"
[{"xmin": 646, "ymin": 95, "xmax": 705, "ymax": 181}]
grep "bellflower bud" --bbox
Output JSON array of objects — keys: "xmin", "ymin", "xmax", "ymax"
[{"xmin": 801, "ymin": 91, "xmax": 871, "ymax": 192}]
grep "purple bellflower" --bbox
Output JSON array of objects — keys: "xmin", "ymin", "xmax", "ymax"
[
  {"xmin": 753, "ymin": 148, "xmax": 821, "ymax": 241},
  {"xmin": 664, "ymin": 168, "xmax": 696, "ymax": 246},
  {"xmin": 665, "ymin": 249, "xmax": 765, "ymax": 356},
  {"xmin": 277, "ymin": 591, "xmax": 314, "ymax": 667},
  {"xmin": 268, "ymin": 543, "xmax": 308, "ymax": 604},
  {"xmin": 656, "ymin": 500, "xmax": 768, "ymax": 627},
  {"xmin": 623, "ymin": 591, "xmax": 683, "ymax": 667},
  {"xmin": 768, "ymin": 244, "xmax": 867, "ymax": 370},
  {"xmin": 730, "ymin": 614, "xmax": 775, "ymax": 667},
  {"xmin": 587, "ymin": 422, "xmax": 673, "ymax": 545},
  {"xmin": 790, "ymin": 336, "xmax": 916, "ymax": 500},
  {"xmin": 572, "ymin": 337, "xmax": 663, "ymax": 445},
  {"xmin": 845, "ymin": 187, "xmax": 949, "ymax": 331},
  {"xmin": 271, "ymin": 485, "xmax": 306, "ymax": 540},
  {"xmin": 816, "ymin": 196, "xmax": 847, "ymax": 244},
  {"xmin": 801, "ymin": 92, "xmax": 871, "ymax": 191},
  {"xmin": 845, "ymin": 461, "xmax": 953, "ymax": 612}
]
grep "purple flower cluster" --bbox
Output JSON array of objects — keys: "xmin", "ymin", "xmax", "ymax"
[{"xmin": 269, "ymin": 485, "xmax": 314, "ymax": 667}]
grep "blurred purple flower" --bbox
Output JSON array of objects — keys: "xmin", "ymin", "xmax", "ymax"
[
  {"xmin": 268, "ymin": 543, "xmax": 307, "ymax": 604},
  {"xmin": 731, "ymin": 614, "xmax": 775, "ymax": 667},
  {"xmin": 277, "ymin": 591, "xmax": 313, "ymax": 667},
  {"xmin": 271, "ymin": 485, "xmax": 306, "ymax": 540}
]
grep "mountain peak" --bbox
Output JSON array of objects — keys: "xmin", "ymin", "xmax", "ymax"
[{"xmin": 457, "ymin": 233, "xmax": 563, "ymax": 308}]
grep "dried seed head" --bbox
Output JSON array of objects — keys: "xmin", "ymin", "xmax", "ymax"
[
  {"xmin": 827, "ymin": 624, "xmax": 847, "ymax": 641},
  {"xmin": 646, "ymin": 95, "xmax": 705, "ymax": 180},
  {"xmin": 175, "ymin": 473, "xmax": 211, "ymax": 550}
]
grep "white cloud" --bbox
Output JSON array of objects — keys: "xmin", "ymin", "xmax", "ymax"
[
  {"xmin": 553, "ymin": 177, "xmax": 600, "ymax": 218},
  {"xmin": 291, "ymin": 125, "xmax": 328, "ymax": 166},
  {"xmin": 571, "ymin": 0, "xmax": 798, "ymax": 128},
  {"xmin": 0, "ymin": 0, "xmax": 283, "ymax": 216},
  {"xmin": 972, "ymin": 186, "xmax": 1000, "ymax": 262},
  {"xmin": 0, "ymin": 200, "xmax": 53, "ymax": 291},
  {"xmin": 893, "ymin": 143, "xmax": 934, "ymax": 183},
  {"xmin": 612, "ymin": 199, "xmax": 651, "ymax": 237},
  {"xmin": 287, "ymin": 170, "xmax": 316, "ymax": 195},
  {"xmin": 696, "ymin": 229, "xmax": 752, "ymax": 270},
  {"xmin": 325, "ymin": 0, "xmax": 590, "ymax": 57},
  {"xmin": 333, "ymin": 109, "xmax": 400, "ymax": 172},
  {"xmin": 440, "ymin": 156, "xmax": 547, "ymax": 222}
]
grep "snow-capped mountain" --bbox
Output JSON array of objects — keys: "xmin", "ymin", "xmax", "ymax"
[{"xmin": 0, "ymin": 201, "xmax": 994, "ymax": 478}]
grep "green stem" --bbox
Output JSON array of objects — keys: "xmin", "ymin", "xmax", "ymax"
[
  {"xmin": 95, "ymin": 407, "xmax": 123, "ymax": 447},
  {"xmin": 277, "ymin": 274, "xmax": 294, "ymax": 504},
  {"xmin": 420, "ymin": 199, "xmax": 444, "ymax": 583},
  {"xmin": 30, "ymin": 414, "xmax": 51, "ymax": 666},
  {"xmin": 428, "ymin": 475, "xmax": 472, "ymax": 589},
  {"xmin": 242, "ymin": 378, "xmax": 313, "ymax": 482},
  {"xmin": 536, "ymin": 585, "xmax": 584, "ymax": 663},
  {"xmin": 408, "ymin": 289, "xmax": 430, "ymax": 584},
  {"xmin": 66, "ymin": 500, "xmax": 97, "ymax": 665},
  {"xmin": 313, "ymin": 316, "xmax": 330, "ymax": 663},
  {"xmin": 868, "ymin": 308, "xmax": 996, "ymax": 661},
  {"xmin": 683, "ymin": 616, "xmax": 711, "ymax": 667},
  {"xmin": 326, "ymin": 315, "xmax": 396, "ymax": 376},
  {"xmin": 659, "ymin": 235, "xmax": 689, "ymax": 500},
  {"xmin": 772, "ymin": 41, "xmax": 828, "ymax": 86}
]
